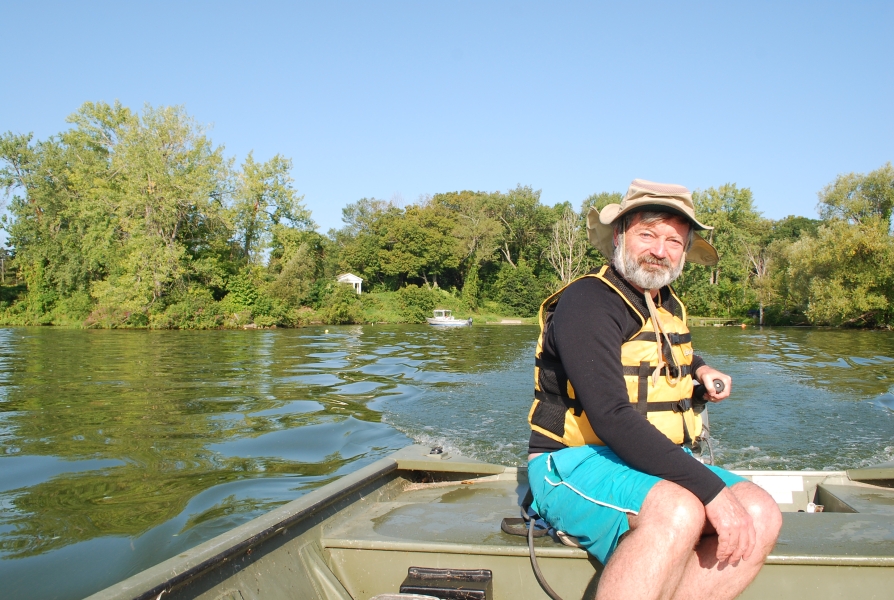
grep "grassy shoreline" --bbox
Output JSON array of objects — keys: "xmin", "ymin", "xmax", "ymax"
[{"xmin": 0, "ymin": 288, "xmax": 539, "ymax": 329}]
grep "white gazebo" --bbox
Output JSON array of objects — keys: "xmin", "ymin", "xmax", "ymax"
[{"xmin": 336, "ymin": 273, "xmax": 363, "ymax": 294}]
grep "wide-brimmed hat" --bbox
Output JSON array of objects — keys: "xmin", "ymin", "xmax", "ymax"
[{"xmin": 586, "ymin": 179, "xmax": 719, "ymax": 266}]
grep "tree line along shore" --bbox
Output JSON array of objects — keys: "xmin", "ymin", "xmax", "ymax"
[{"xmin": 1, "ymin": 102, "xmax": 892, "ymax": 329}]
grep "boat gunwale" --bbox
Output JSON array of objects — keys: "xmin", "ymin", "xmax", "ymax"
[
  {"xmin": 732, "ymin": 470, "xmax": 848, "ymax": 478},
  {"xmin": 765, "ymin": 555, "xmax": 894, "ymax": 567},
  {"xmin": 84, "ymin": 456, "xmax": 400, "ymax": 600},
  {"xmin": 322, "ymin": 538, "xmax": 894, "ymax": 567}
]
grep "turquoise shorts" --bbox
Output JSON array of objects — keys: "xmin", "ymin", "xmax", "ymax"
[{"xmin": 527, "ymin": 445, "xmax": 746, "ymax": 564}]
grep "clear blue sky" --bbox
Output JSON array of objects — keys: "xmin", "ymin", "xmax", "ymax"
[{"xmin": 2, "ymin": 1, "xmax": 892, "ymax": 234}]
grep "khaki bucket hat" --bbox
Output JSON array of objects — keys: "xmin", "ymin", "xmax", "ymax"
[{"xmin": 586, "ymin": 179, "xmax": 719, "ymax": 266}]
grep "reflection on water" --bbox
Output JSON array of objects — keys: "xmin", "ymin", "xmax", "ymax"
[
  {"xmin": 0, "ymin": 325, "xmax": 893, "ymax": 599},
  {"xmin": 0, "ymin": 326, "xmax": 529, "ymax": 599}
]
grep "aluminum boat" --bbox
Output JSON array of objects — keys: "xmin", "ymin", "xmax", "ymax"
[{"xmin": 86, "ymin": 445, "xmax": 894, "ymax": 600}]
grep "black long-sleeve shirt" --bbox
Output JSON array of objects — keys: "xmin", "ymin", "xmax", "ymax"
[{"xmin": 528, "ymin": 269, "xmax": 725, "ymax": 505}]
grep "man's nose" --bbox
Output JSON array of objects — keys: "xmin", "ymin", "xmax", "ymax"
[{"xmin": 650, "ymin": 240, "xmax": 668, "ymax": 258}]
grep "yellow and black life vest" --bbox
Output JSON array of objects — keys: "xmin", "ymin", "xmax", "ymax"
[{"xmin": 527, "ymin": 265, "xmax": 702, "ymax": 447}]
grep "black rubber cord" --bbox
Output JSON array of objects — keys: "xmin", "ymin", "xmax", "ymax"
[{"xmin": 523, "ymin": 505, "xmax": 564, "ymax": 600}]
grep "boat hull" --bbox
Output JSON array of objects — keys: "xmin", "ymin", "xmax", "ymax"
[
  {"xmin": 85, "ymin": 446, "xmax": 894, "ymax": 600},
  {"xmin": 426, "ymin": 318, "xmax": 472, "ymax": 327}
]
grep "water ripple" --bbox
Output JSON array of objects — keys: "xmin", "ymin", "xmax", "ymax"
[{"xmin": 1, "ymin": 325, "xmax": 893, "ymax": 599}]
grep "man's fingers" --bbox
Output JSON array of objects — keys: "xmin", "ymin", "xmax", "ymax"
[
  {"xmin": 718, "ymin": 527, "xmax": 740, "ymax": 562},
  {"xmin": 717, "ymin": 529, "xmax": 740, "ymax": 563},
  {"xmin": 716, "ymin": 531, "xmax": 732, "ymax": 561},
  {"xmin": 715, "ymin": 519, "xmax": 740, "ymax": 562},
  {"xmin": 707, "ymin": 491, "xmax": 755, "ymax": 563},
  {"xmin": 699, "ymin": 370, "xmax": 732, "ymax": 402},
  {"xmin": 706, "ymin": 487, "xmax": 758, "ymax": 564},
  {"xmin": 722, "ymin": 514, "xmax": 755, "ymax": 564},
  {"xmin": 729, "ymin": 529, "xmax": 746, "ymax": 564}
]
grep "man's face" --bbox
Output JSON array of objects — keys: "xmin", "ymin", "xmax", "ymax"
[{"xmin": 614, "ymin": 213, "xmax": 690, "ymax": 291}]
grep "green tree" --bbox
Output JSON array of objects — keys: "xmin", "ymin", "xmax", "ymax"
[
  {"xmin": 461, "ymin": 258, "xmax": 480, "ymax": 309},
  {"xmin": 335, "ymin": 198, "xmax": 391, "ymax": 286},
  {"xmin": 431, "ymin": 190, "xmax": 502, "ymax": 264},
  {"xmin": 546, "ymin": 204, "xmax": 590, "ymax": 288},
  {"xmin": 267, "ymin": 240, "xmax": 321, "ymax": 307},
  {"xmin": 741, "ymin": 226, "xmax": 774, "ymax": 325},
  {"xmin": 766, "ymin": 165, "xmax": 894, "ymax": 327},
  {"xmin": 675, "ymin": 184, "xmax": 768, "ymax": 318},
  {"xmin": 232, "ymin": 152, "xmax": 311, "ymax": 263},
  {"xmin": 580, "ymin": 191, "xmax": 623, "ymax": 214},
  {"xmin": 430, "ymin": 190, "xmax": 501, "ymax": 305},
  {"xmin": 783, "ymin": 218, "xmax": 894, "ymax": 326},
  {"xmin": 378, "ymin": 202, "xmax": 461, "ymax": 288},
  {"xmin": 487, "ymin": 185, "xmax": 553, "ymax": 269},
  {"xmin": 768, "ymin": 215, "xmax": 821, "ymax": 243},
  {"xmin": 87, "ymin": 104, "xmax": 230, "ymax": 318},
  {"xmin": 1, "ymin": 101, "xmax": 313, "ymax": 327},
  {"xmin": 818, "ymin": 163, "xmax": 894, "ymax": 230},
  {"xmin": 323, "ymin": 283, "xmax": 361, "ymax": 324},
  {"xmin": 493, "ymin": 259, "xmax": 546, "ymax": 317},
  {"xmin": 398, "ymin": 284, "xmax": 439, "ymax": 323},
  {"xmin": 0, "ymin": 109, "xmax": 127, "ymax": 320}
]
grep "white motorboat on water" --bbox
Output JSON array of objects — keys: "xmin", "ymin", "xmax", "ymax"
[{"xmin": 426, "ymin": 309, "xmax": 472, "ymax": 327}]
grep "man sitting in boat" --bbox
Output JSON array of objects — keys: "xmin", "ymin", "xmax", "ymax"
[{"xmin": 527, "ymin": 179, "xmax": 782, "ymax": 599}]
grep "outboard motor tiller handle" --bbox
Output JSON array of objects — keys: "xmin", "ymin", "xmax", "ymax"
[{"xmin": 694, "ymin": 379, "xmax": 724, "ymax": 414}]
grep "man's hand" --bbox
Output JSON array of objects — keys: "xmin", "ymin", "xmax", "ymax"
[
  {"xmin": 695, "ymin": 365, "xmax": 731, "ymax": 402},
  {"xmin": 704, "ymin": 487, "xmax": 756, "ymax": 564}
]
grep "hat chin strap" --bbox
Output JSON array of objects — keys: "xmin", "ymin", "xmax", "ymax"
[{"xmin": 644, "ymin": 290, "xmax": 681, "ymax": 387}]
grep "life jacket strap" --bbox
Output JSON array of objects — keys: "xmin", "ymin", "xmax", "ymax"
[
  {"xmin": 637, "ymin": 361, "xmax": 650, "ymax": 416},
  {"xmin": 535, "ymin": 388, "xmax": 694, "ymax": 416},
  {"xmin": 622, "ymin": 364, "xmax": 692, "ymax": 378},
  {"xmin": 633, "ymin": 397, "xmax": 695, "ymax": 414},
  {"xmin": 680, "ymin": 409, "xmax": 694, "ymax": 447},
  {"xmin": 628, "ymin": 331, "xmax": 692, "ymax": 345}
]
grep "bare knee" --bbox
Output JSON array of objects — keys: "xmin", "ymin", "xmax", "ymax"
[
  {"xmin": 667, "ymin": 489, "xmax": 705, "ymax": 533},
  {"xmin": 732, "ymin": 481, "xmax": 782, "ymax": 546},
  {"xmin": 634, "ymin": 481, "xmax": 705, "ymax": 546}
]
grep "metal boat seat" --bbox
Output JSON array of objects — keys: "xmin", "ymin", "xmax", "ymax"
[{"xmin": 815, "ymin": 482, "xmax": 894, "ymax": 514}]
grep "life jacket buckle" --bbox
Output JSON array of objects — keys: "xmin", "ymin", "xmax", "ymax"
[
  {"xmin": 672, "ymin": 398, "xmax": 692, "ymax": 413},
  {"xmin": 665, "ymin": 365, "xmax": 683, "ymax": 387}
]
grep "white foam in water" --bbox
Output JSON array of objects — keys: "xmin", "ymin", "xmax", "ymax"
[{"xmin": 402, "ymin": 431, "xmax": 465, "ymax": 459}]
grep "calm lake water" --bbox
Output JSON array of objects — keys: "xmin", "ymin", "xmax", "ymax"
[{"xmin": 1, "ymin": 325, "xmax": 893, "ymax": 599}]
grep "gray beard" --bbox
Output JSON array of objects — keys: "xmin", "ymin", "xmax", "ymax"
[{"xmin": 613, "ymin": 237, "xmax": 685, "ymax": 291}]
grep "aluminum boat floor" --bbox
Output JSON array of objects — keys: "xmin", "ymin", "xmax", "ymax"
[{"xmin": 323, "ymin": 475, "xmax": 583, "ymax": 557}]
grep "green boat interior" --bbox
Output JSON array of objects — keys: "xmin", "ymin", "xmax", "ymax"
[{"xmin": 87, "ymin": 447, "xmax": 894, "ymax": 600}]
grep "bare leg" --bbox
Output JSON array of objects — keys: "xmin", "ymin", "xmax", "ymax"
[
  {"xmin": 669, "ymin": 481, "xmax": 781, "ymax": 600},
  {"xmin": 596, "ymin": 480, "xmax": 705, "ymax": 600},
  {"xmin": 596, "ymin": 480, "xmax": 782, "ymax": 600}
]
